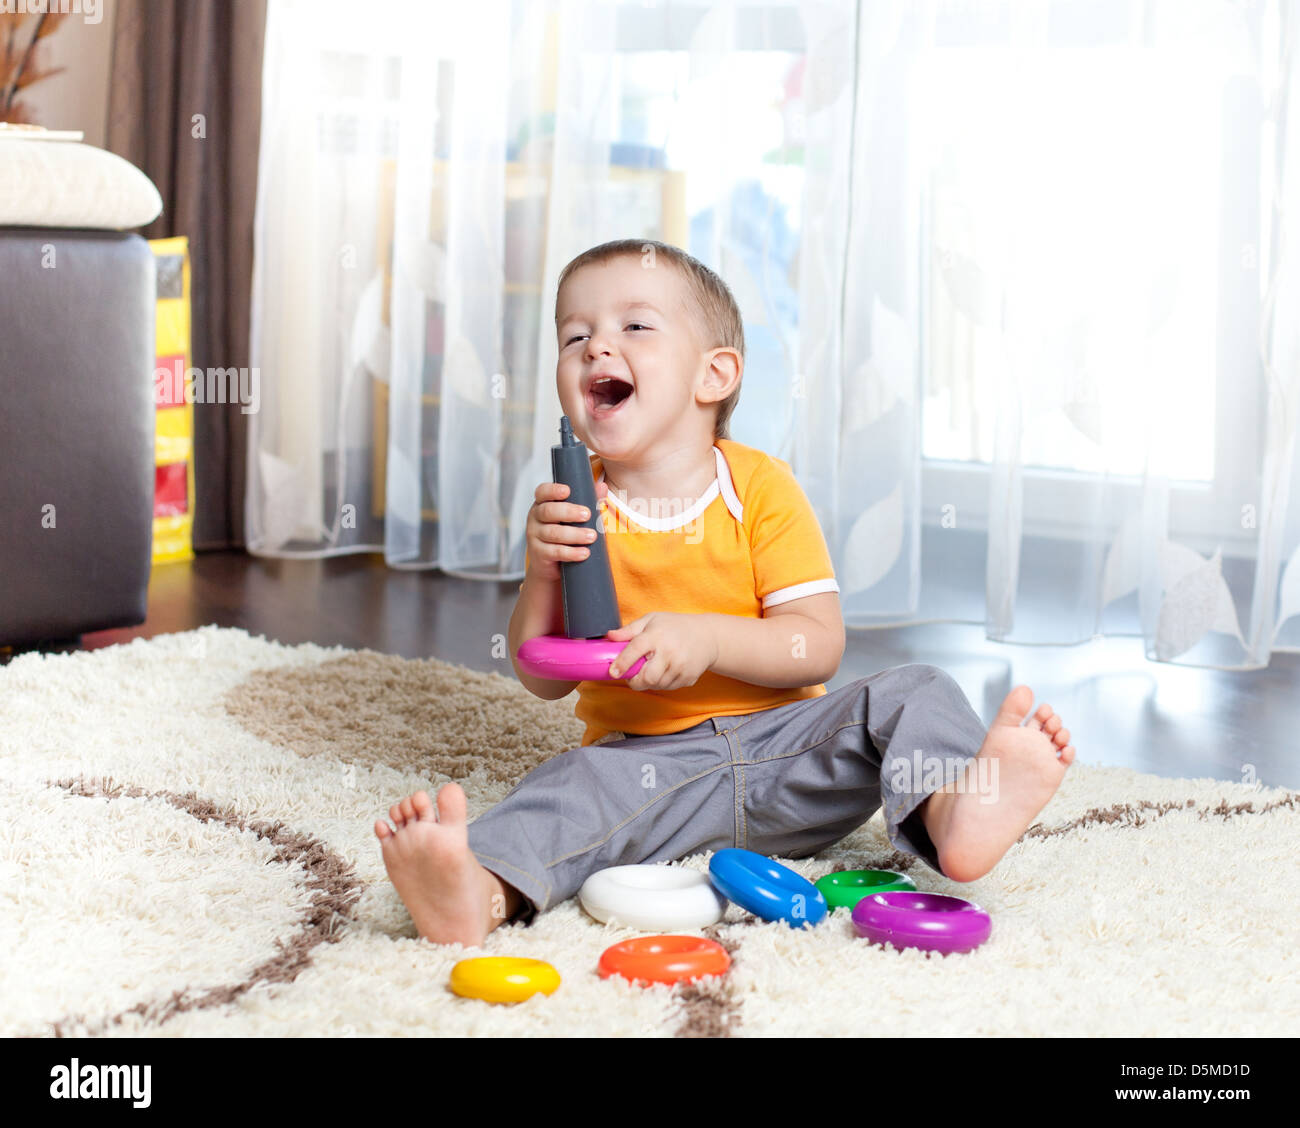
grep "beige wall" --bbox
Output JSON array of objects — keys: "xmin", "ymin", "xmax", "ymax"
[{"xmin": 19, "ymin": 0, "xmax": 117, "ymax": 148}]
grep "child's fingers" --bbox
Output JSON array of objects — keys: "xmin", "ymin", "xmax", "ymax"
[
  {"xmin": 539, "ymin": 521, "xmax": 596, "ymax": 547},
  {"xmin": 613, "ymin": 614, "xmax": 651, "ymax": 634},
  {"xmin": 623, "ymin": 651, "xmax": 658, "ymax": 690},
  {"xmin": 535, "ymin": 501, "xmax": 592, "ymax": 527},
  {"xmin": 535, "ymin": 480, "xmax": 569, "ymax": 501},
  {"xmin": 530, "ymin": 482, "xmax": 592, "ymax": 526},
  {"xmin": 609, "ymin": 646, "xmax": 644, "ymax": 679},
  {"xmin": 605, "ymin": 619, "xmax": 648, "ymax": 650}
]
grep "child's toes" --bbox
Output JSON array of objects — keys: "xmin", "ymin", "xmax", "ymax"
[
  {"xmin": 374, "ymin": 819, "xmax": 393, "ymax": 841},
  {"xmin": 436, "ymin": 782, "xmax": 469, "ymax": 826},
  {"xmin": 389, "ymin": 802, "xmax": 406, "ymax": 828},
  {"xmin": 1044, "ymin": 714, "xmax": 1062, "ymax": 736},
  {"xmin": 1028, "ymin": 704, "xmax": 1053, "ymax": 730},
  {"xmin": 411, "ymin": 790, "xmax": 437, "ymax": 822},
  {"xmin": 1054, "ymin": 727, "xmax": 1071, "ymax": 748},
  {"xmin": 399, "ymin": 796, "xmax": 418, "ymax": 822},
  {"xmin": 1060, "ymin": 744, "xmax": 1077, "ymax": 766}
]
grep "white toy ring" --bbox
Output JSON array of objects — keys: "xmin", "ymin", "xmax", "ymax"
[{"xmin": 579, "ymin": 864, "xmax": 727, "ymax": 931}]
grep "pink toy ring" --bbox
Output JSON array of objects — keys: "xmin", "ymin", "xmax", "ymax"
[
  {"xmin": 851, "ymin": 891, "xmax": 991, "ymax": 955},
  {"xmin": 516, "ymin": 636, "xmax": 648, "ymax": 682}
]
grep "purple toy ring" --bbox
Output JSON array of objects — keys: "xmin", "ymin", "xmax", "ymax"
[
  {"xmin": 516, "ymin": 636, "xmax": 649, "ymax": 682},
  {"xmin": 851, "ymin": 891, "xmax": 991, "ymax": 955}
]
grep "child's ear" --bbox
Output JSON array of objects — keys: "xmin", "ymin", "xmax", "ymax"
[{"xmin": 700, "ymin": 347, "xmax": 742, "ymax": 403}]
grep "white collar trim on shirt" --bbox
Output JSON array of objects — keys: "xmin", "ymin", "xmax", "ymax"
[{"xmin": 598, "ymin": 445, "xmax": 744, "ymax": 531}]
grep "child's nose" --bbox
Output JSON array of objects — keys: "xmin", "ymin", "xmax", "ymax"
[{"xmin": 585, "ymin": 333, "xmax": 615, "ymax": 359}]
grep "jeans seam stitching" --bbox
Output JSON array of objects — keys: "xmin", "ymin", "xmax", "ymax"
[
  {"xmin": 543, "ymin": 756, "xmax": 735, "ymax": 869},
  {"xmin": 737, "ymin": 729, "xmax": 748, "ymax": 849},
  {"xmin": 726, "ymin": 729, "xmax": 743, "ymax": 848},
  {"xmin": 746, "ymin": 718, "xmax": 868, "ymax": 764},
  {"xmin": 474, "ymin": 852, "xmax": 553, "ymax": 908},
  {"xmin": 730, "ymin": 712, "xmax": 761, "ymax": 733}
]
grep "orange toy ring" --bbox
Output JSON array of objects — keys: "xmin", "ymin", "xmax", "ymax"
[{"xmin": 598, "ymin": 935, "xmax": 731, "ymax": 986}]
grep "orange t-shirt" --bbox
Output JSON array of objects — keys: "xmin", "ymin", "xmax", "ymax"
[{"xmin": 524, "ymin": 439, "xmax": 840, "ymax": 746}]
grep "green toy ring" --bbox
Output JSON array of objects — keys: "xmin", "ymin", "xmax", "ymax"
[{"xmin": 816, "ymin": 869, "xmax": 917, "ymax": 910}]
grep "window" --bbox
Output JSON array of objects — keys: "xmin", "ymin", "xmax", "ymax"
[{"xmin": 916, "ymin": 40, "xmax": 1263, "ymax": 552}]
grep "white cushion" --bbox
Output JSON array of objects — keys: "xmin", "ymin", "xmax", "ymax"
[{"xmin": 0, "ymin": 139, "xmax": 163, "ymax": 230}]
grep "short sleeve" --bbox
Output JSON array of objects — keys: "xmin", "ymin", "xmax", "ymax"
[{"xmin": 746, "ymin": 456, "xmax": 839, "ymax": 609}]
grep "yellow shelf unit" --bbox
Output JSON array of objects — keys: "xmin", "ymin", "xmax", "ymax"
[{"xmin": 148, "ymin": 237, "xmax": 195, "ymax": 564}]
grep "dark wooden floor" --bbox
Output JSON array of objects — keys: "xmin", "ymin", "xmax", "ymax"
[{"xmin": 9, "ymin": 550, "xmax": 1299, "ymax": 789}]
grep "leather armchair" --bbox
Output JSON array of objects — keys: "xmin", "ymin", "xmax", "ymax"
[{"xmin": 0, "ymin": 228, "xmax": 156, "ymax": 646}]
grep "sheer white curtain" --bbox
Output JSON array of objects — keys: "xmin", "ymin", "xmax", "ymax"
[
  {"xmin": 249, "ymin": 0, "xmax": 1300, "ymax": 670},
  {"xmin": 815, "ymin": 0, "xmax": 1300, "ymax": 669}
]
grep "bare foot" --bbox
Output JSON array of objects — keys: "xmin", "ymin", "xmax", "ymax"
[
  {"xmin": 921, "ymin": 685, "xmax": 1076, "ymax": 883},
  {"xmin": 373, "ymin": 783, "xmax": 520, "ymax": 946}
]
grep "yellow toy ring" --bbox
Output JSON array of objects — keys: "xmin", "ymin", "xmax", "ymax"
[{"xmin": 449, "ymin": 957, "xmax": 561, "ymax": 1004}]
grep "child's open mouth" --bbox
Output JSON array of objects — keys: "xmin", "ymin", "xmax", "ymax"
[{"xmin": 587, "ymin": 376, "xmax": 634, "ymax": 416}]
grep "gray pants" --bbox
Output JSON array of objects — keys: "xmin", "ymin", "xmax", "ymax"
[{"xmin": 468, "ymin": 664, "xmax": 987, "ymax": 924}]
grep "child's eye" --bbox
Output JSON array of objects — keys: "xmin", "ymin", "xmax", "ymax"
[{"xmin": 563, "ymin": 325, "xmax": 646, "ymax": 345}]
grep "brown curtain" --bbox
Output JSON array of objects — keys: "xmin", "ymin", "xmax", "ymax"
[{"xmin": 106, "ymin": 0, "xmax": 267, "ymax": 551}]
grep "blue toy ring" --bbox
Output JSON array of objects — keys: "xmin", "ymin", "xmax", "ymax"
[{"xmin": 708, "ymin": 848, "xmax": 827, "ymax": 928}]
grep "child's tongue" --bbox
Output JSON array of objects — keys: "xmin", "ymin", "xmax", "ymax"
[{"xmin": 593, "ymin": 382, "xmax": 633, "ymax": 412}]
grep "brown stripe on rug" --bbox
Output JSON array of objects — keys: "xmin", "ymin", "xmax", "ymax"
[
  {"xmin": 829, "ymin": 850, "xmax": 921, "ymax": 873},
  {"xmin": 1024, "ymin": 792, "xmax": 1300, "ymax": 841},
  {"xmin": 675, "ymin": 930, "xmax": 745, "ymax": 1038},
  {"xmin": 1023, "ymin": 799, "xmax": 1196, "ymax": 838},
  {"xmin": 45, "ymin": 777, "xmax": 364, "ymax": 1037}
]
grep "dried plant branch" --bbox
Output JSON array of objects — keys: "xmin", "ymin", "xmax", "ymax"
[
  {"xmin": 34, "ymin": 13, "xmax": 67, "ymax": 40},
  {"xmin": 0, "ymin": 12, "xmax": 64, "ymax": 124},
  {"xmin": 14, "ymin": 64, "xmax": 65, "ymax": 91}
]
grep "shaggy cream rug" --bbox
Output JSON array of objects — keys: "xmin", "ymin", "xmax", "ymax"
[{"xmin": 1, "ymin": 627, "xmax": 1296, "ymax": 1038}]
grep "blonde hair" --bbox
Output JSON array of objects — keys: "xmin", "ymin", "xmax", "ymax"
[{"xmin": 555, "ymin": 239, "xmax": 745, "ymax": 440}]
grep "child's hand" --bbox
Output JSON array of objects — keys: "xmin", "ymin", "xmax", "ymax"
[
  {"xmin": 605, "ymin": 613, "xmax": 718, "ymax": 692},
  {"xmin": 525, "ymin": 478, "xmax": 609, "ymax": 583}
]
